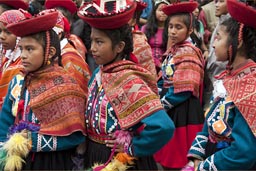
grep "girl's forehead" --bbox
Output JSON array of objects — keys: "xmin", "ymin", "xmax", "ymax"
[
  {"xmin": 0, "ymin": 22, "xmax": 6, "ymax": 28},
  {"xmin": 91, "ymin": 28, "xmax": 107, "ymax": 37},
  {"xmin": 169, "ymin": 15, "xmax": 184, "ymax": 23},
  {"xmin": 20, "ymin": 36, "xmax": 38, "ymax": 44},
  {"xmin": 218, "ymin": 25, "xmax": 228, "ymax": 34},
  {"xmin": 158, "ymin": 3, "xmax": 167, "ymax": 9}
]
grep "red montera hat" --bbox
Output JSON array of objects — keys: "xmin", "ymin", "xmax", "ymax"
[
  {"xmin": 78, "ymin": 0, "xmax": 137, "ymax": 29},
  {"xmin": 7, "ymin": 9, "xmax": 58, "ymax": 37},
  {"xmin": 136, "ymin": 0, "xmax": 147, "ymax": 11},
  {"xmin": 39, "ymin": 9, "xmax": 71, "ymax": 34},
  {"xmin": 227, "ymin": 0, "xmax": 256, "ymax": 29},
  {"xmin": 163, "ymin": 1, "xmax": 198, "ymax": 16},
  {"xmin": 0, "ymin": 0, "xmax": 29, "ymax": 10},
  {"xmin": 44, "ymin": 0, "xmax": 78, "ymax": 14}
]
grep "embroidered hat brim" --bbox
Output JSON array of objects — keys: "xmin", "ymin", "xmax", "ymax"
[
  {"xmin": 227, "ymin": 0, "xmax": 256, "ymax": 29},
  {"xmin": 0, "ymin": 9, "xmax": 31, "ymax": 26},
  {"xmin": 163, "ymin": 1, "xmax": 198, "ymax": 16},
  {"xmin": 78, "ymin": 0, "xmax": 137, "ymax": 29},
  {"xmin": 0, "ymin": 0, "xmax": 28, "ymax": 10},
  {"xmin": 45, "ymin": 0, "xmax": 77, "ymax": 14},
  {"xmin": 7, "ymin": 11, "xmax": 58, "ymax": 37}
]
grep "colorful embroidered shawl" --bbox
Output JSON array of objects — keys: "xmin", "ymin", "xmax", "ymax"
[
  {"xmin": 168, "ymin": 42, "xmax": 204, "ymax": 98},
  {"xmin": 26, "ymin": 66, "xmax": 86, "ymax": 136},
  {"xmin": 68, "ymin": 34, "xmax": 87, "ymax": 60},
  {"xmin": 61, "ymin": 42, "xmax": 91, "ymax": 97},
  {"xmin": 101, "ymin": 60, "xmax": 163, "ymax": 129},
  {"xmin": 132, "ymin": 30, "xmax": 158, "ymax": 81},
  {"xmin": 219, "ymin": 60, "xmax": 256, "ymax": 137},
  {"xmin": 0, "ymin": 57, "xmax": 22, "ymax": 110}
]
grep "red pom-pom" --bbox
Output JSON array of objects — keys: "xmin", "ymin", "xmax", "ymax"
[{"xmin": 17, "ymin": 99, "xmax": 25, "ymax": 115}]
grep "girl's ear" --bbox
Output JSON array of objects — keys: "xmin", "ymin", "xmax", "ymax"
[
  {"xmin": 188, "ymin": 27, "xmax": 193, "ymax": 36},
  {"xmin": 116, "ymin": 41, "xmax": 125, "ymax": 53},
  {"xmin": 48, "ymin": 46, "xmax": 56, "ymax": 59}
]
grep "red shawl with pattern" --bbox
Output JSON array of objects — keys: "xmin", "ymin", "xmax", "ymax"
[
  {"xmin": 168, "ymin": 42, "xmax": 204, "ymax": 98},
  {"xmin": 101, "ymin": 60, "xmax": 163, "ymax": 129},
  {"xmin": 0, "ymin": 57, "xmax": 22, "ymax": 110},
  {"xmin": 132, "ymin": 30, "xmax": 158, "ymax": 81},
  {"xmin": 218, "ymin": 60, "xmax": 256, "ymax": 137},
  {"xmin": 26, "ymin": 66, "xmax": 86, "ymax": 136},
  {"xmin": 61, "ymin": 42, "xmax": 91, "ymax": 97}
]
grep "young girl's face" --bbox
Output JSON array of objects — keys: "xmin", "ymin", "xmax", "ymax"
[
  {"xmin": 90, "ymin": 28, "xmax": 122, "ymax": 65},
  {"xmin": 19, "ymin": 36, "xmax": 45, "ymax": 72},
  {"xmin": 156, "ymin": 3, "xmax": 168, "ymax": 23},
  {"xmin": 215, "ymin": 0, "xmax": 228, "ymax": 17},
  {"xmin": 193, "ymin": 7, "xmax": 199, "ymax": 20},
  {"xmin": 168, "ymin": 16, "xmax": 191, "ymax": 45},
  {"xmin": 0, "ymin": 22, "xmax": 17, "ymax": 50},
  {"xmin": 213, "ymin": 25, "xmax": 229, "ymax": 61}
]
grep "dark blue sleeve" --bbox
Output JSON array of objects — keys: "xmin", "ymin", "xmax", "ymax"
[
  {"xmin": 132, "ymin": 110, "xmax": 175, "ymax": 156},
  {"xmin": 164, "ymin": 86, "xmax": 192, "ymax": 106},
  {"xmin": 31, "ymin": 132, "xmax": 85, "ymax": 152},
  {"xmin": 161, "ymin": 86, "xmax": 192, "ymax": 110},
  {"xmin": 197, "ymin": 107, "xmax": 256, "ymax": 170},
  {"xmin": 0, "ymin": 78, "xmax": 16, "ymax": 142},
  {"xmin": 157, "ymin": 78, "xmax": 164, "ymax": 89}
]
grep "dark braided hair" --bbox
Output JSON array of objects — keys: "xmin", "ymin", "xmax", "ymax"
[
  {"xmin": 101, "ymin": 24, "xmax": 133, "ymax": 60},
  {"xmin": 221, "ymin": 18, "xmax": 256, "ymax": 63},
  {"xmin": 145, "ymin": 1, "xmax": 167, "ymax": 49}
]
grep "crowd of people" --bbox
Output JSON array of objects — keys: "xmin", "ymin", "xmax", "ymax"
[{"xmin": 0, "ymin": 0, "xmax": 255, "ymax": 170}]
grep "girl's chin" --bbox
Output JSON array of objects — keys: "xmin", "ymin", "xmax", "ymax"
[{"xmin": 215, "ymin": 59, "xmax": 228, "ymax": 63}]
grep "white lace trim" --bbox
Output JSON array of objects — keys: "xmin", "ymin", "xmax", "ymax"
[
  {"xmin": 212, "ymin": 80, "xmax": 227, "ymax": 99},
  {"xmin": 190, "ymin": 135, "xmax": 208, "ymax": 155},
  {"xmin": 37, "ymin": 134, "xmax": 57, "ymax": 151},
  {"xmin": 198, "ymin": 155, "xmax": 218, "ymax": 171}
]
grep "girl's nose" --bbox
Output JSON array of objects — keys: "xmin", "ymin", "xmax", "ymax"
[
  {"xmin": 20, "ymin": 50, "xmax": 27, "ymax": 60},
  {"xmin": 90, "ymin": 42, "xmax": 96, "ymax": 52},
  {"xmin": 0, "ymin": 31, "xmax": 6, "ymax": 40}
]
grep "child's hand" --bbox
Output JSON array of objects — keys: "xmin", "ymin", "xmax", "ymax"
[
  {"xmin": 193, "ymin": 159, "xmax": 201, "ymax": 171},
  {"xmin": 20, "ymin": 130, "xmax": 28, "ymax": 138},
  {"xmin": 105, "ymin": 134, "xmax": 124, "ymax": 153}
]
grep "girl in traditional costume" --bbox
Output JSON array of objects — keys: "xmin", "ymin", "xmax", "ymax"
[
  {"xmin": 153, "ymin": 1, "xmax": 205, "ymax": 170},
  {"xmin": 183, "ymin": 0, "xmax": 256, "ymax": 170},
  {"xmin": 0, "ymin": 9, "xmax": 86, "ymax": 170},
  {"xmin": 77, "ymin": 0, "xmax": 175, "ymax": 170},
  {"xmin": 129, "ymin": 0, "xmax": 158, "ymax": 80},
  {"xmin": 44, "ymin": 0, "xmax": 90, "ymax": 65},
  {"xmin": 0, "ymin": 1, "xmax": 29, "ymax": 110},
  {"xmin": 141, "ymin": 0, "xmax": 170, "ymax": 76},
  {"xmin": 40, "ymin": 9, "xmax": 91, "ymax": 97}
]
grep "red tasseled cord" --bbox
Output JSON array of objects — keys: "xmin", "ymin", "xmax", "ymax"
[{"xmin": 15, "ymin": 99, "xmax": 25, "ymax": 123}]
